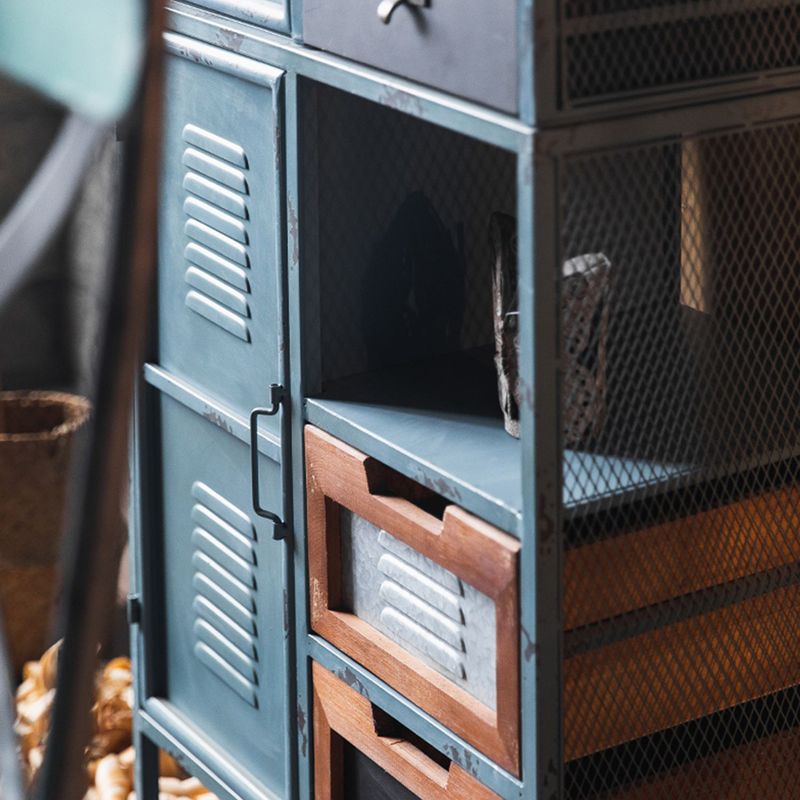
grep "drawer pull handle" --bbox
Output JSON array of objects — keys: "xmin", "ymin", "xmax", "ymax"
[
  {"xmin": 377, "ymin": 0, "xmax": 429, "ymax": 24},
  {"xmin": 250, "ymin": 384, "xmax": 288, "ymax": 540}
]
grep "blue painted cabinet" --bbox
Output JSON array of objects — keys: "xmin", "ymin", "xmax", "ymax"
[
  {"xmin": 158, "ymin": 39, "xmax": 285, "ymax": 439},
  {"xmin": 149, "ymin": 391, "xmax": 287, "ymax": 796},
  {"xmin": 131, "ymin": 36, "xmax": 291, "ymax": 800},
  {"xmin": 132, "ymin": 4, "xmax": 800, "ymax": 800}
]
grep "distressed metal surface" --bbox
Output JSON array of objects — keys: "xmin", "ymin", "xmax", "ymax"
[
  {"xmin": 158, "ymin": 41, "xmax": 286, "ymax": 434},
  {"xmin": 153, "ymin": 392, "xmax": 288, "ymax": 796},
  {"xmin": 341, "ymin": 511, "xmax": 498, "ymax": 709},
  {"xmin": 166, "ymin": 3, "xmax": 531, "ymax": 149}
]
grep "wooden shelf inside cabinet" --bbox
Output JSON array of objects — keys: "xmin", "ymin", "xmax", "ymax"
[
  {"xmin": 609, "ymin": 725, "xmax": 800, "ymax": 800},
  {"xmin": 305, "ymin": 352, "xmax": 523, "ymax": 536}
]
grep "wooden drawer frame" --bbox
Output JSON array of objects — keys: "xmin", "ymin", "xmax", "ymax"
[
  {"xmin": 306, "ymin": 426, "xmax": 521, "ymax": 775},
  {"xmin": 313, "ymin": 662, "xmax": 500, "ymax": 799}
]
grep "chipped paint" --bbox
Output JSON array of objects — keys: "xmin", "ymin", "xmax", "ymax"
[
  {"xmin": 520, "ymin": 624, "xmax": 537, "ymax": 663},
  {"xmin": 217, "ymin": 28, "xmax": 244, "ymax": 53},
  {"xmin": 538, "ymin": 491, "xmax": 555, "ymax": 545},
  {"xmin": 410, "ymin": 467, "xmax": 463, "ymax": 503},
  {"xmin": 338, "ymin": 665, "xmax": 368, "ymax": 697},
  {"xmin": 379, "ymin": 88, "xmax": 424, "ymax": 118},
  {"xmin": 288, "ymin": 196, "xmax": 299, "ymax": 267},
  {"xmin": 202, "ymin": 407, "xmax": 234, "ymax": 435},
  {"xmin": 297, "ymin": 702, "xmax": 308, "ymax": 758}
]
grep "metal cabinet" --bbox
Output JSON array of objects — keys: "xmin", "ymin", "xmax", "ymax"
[
  {"xmin": 134, "ymin": 4, "xmax": 800, "ymax": 800},
  {"xmin": 131, "ymin": 35, "xmax": 291, "ymax": 800},
  {"xmin": 158, "ymin": 35, "xmax": 285, "ymax": 438},
  {"xmin": 143, "ymin": 388, "xmax": 288, "ymax": 796}
]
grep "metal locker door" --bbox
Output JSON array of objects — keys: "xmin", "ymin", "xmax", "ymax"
[
  {"xmin": 158, "ymin": 35, "xmax": 286, "ymax": 441},
  {"xmin": 140, "ymin": 381, "xmax": 289, "ymax": 798}
]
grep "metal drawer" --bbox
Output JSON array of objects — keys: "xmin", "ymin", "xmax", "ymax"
[
  {"xmin": 158, "ymin": 37, "xmax": 285, "ymax": 436},
  {"xmin": 302, "ymin": 0, "xmax": 518, "ymax": 114},
  {"xmin": 146, "ymin": 391, "xmax": 288, "ymax": 796},
  {"xmin": 305, "ymin": 426, "xmax": 520, "ymax": 775},
  {"xmin": 312, "ymin": 662, "xmax": 500, "ymax": 799},
  {"xmin": 182, "ymin": 0, "xmax": 290, "ymax": 34}
]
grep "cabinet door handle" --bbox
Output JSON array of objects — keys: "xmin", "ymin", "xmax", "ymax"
[
  {"xmin": 250, "ymin": 384, "xmax": 288, "ymax": 540},
  {"xmin": 377, "ymin": 0, "xmax": 430, "ymax": 24}
]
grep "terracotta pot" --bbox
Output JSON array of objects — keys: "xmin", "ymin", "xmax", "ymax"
[{"xmin": 0, "ymin": 391, "xmax": 91, "ymax": 672}]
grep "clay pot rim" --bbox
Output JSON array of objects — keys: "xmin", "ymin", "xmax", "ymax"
[{"xmin": 0, "ymin": 391, "xmax": 91, "ymax": 443}]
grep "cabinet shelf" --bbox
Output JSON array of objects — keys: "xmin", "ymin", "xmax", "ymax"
[
  {"xmin": 304, "ymin": 351, "xmax": 717, "ymax": 535},
  {"xmin": 305, "ymin": 352, "xmax": 522, "ymax": 536}
]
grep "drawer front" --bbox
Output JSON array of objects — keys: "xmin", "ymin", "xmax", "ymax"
[
  {"xmin": 159, "ymin": 39, "xmax": 285, "ymax": 435},
  {"xmin": 312, "ymin": 662, "xmax": 500, "ymax": 800},
  {"xmin": 305, "ymin": 426, "xmax": 520, "ymax": 774},
  {"xmin": 566, "ymin": 485, "xmax": 800, "ymax": 630},
  {"xmin": 302, "ymin": 0, "xmax": 518, "ymax": 114},
  {"xmin": 153, "ymin": 392, "xmax": 288, "ymax": 795}
]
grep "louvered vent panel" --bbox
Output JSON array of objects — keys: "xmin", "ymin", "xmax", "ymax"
[
  {"xmin": 342, "ymin": 511, "xmax": 498, "ymax": 709},
  {"xmin": 181, "ymin": 124, "xmax": 253, "ymax": 343},
  {"xmin": 190, "ymin": 480, "xmax": 260, "ymax": 707}
]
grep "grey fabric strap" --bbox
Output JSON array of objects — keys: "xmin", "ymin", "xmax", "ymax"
[{"xmin": 0, "ymin": 113, "xmax": 104, "ymax": 309}]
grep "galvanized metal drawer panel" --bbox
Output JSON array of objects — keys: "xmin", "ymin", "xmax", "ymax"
[
  {"xmin": 154, "ymin": 392, "xmax": 287, "ymax": 796},
  {"xmin": 341, "ymin": 510, "xmax": 498, "ymax": 709},
  {"xmin": 302, "ymin": 0, "xmax": 518, "ymax": 114},
  {"xmin": 158, "ymin": 44, "xmax": 285, "ymax": 436}
]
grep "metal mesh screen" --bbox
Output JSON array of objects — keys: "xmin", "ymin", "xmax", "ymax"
[
  {"xmin": 301, "ymin": 82, "xmax": 516, "ymax": 386},
  {"xmin": 561, "ymin": 120, "xmax": 800, "ymax": 796},
  {"xmin": 562, "ymin": 0, "xmax": 800, "ymax": 106}
]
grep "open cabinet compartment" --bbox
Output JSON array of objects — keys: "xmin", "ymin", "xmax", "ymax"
[
  {"xmin": 559, "ymin": 102, "xmax": 800, "ymax": 797},
  {"xmin": 299, "ymin": 80, "xmax": 522, "ymax": 534}
]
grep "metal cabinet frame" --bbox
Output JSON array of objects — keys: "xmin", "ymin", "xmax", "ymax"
[{"xmin": 131, "ymin": 3, "xmax": 800, "ymax": 799}]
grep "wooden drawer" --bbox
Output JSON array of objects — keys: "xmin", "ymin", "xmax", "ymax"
[
  {"xmin": 565, "ymin": 584, "xmax": 800, "ymax": 761},
  {"xmin": 566, "ymin": 486, "xmax": 800, "ymax": 629},
  {"xmin": 306, "ymin": 426, "xmax": 520, "ymax": 774},
  {"xmin": 313, "ymin": 662, "xmax": 500, "ymax": 800},
  {"xmin": 302, "ymin": 0, "xmax": 518, "ymax": 114}
]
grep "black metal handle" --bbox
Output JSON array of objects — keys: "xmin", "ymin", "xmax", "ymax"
[
  {"xmin": 250, "ymin": 384, "xmax": 287, "ymax": 540},
  {"xmin": 377, "ymin": 0, "xmax": 429, "ymax": 24}
]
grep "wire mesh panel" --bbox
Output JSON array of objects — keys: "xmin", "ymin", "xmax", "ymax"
[
  {"xmin": 560, "ymin": 118, "xmax": 800, "ymax": 796},
  {"xmin": 560, "ymin": 0, "xmax": 800, "ymax": 110}
]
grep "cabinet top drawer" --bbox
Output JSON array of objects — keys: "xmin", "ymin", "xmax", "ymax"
[{"xmin": 302, "ymin": 0, "xmax": 518, "ymax": 114}]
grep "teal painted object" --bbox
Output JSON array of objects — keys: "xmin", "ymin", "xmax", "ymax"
[{"xmin": 0, "ymin": 0, "xmax": 143, "ymax": 120}]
